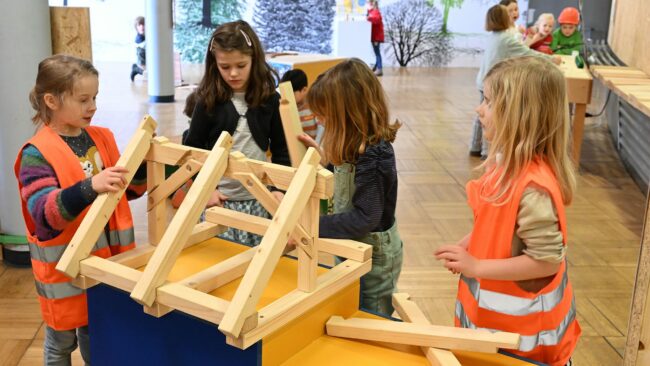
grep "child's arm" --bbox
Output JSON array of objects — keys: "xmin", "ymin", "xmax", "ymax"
[
  {"xmin": 125, "ymin": 163, "xmax": 147, "ymax": 200},
  {"xmin": 18, "ymin": 145, "xmax": 127, "ymax": 240},
  {"xmin": 319, "ymin": 144, "xmax": 390, "ymax": 239}
]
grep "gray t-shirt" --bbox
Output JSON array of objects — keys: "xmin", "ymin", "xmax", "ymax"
[{"xmin": 218, "ymin": 92, "xmax": 266, "ymax": 200}]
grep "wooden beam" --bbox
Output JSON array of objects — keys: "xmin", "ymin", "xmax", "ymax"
[
  {"xmin": 219, "ymin": 148, "xmax": 320, "ymax": 338},
  {"xmin": 392, "ymin": 293, "xmax": 461, "ymax": 366},
  {"xmin": 146, "ymin": 141, "xmax": 334, "ymax": 199},
  {"xmin": 147, "ymin": 160, "xmax": 167, "ymax": 245},
  {"xmin": 318, "ymin": 238, "xmax": 372, "ymax": 262},
  {"xmin": 178, "ymin": 247, "xmax": 256, "ymax": 293},
  {"xmin": 326, "ymin": 316, "xmax": 520, "ymax": 353},
  {"xmin": 148, "ymin": 159, "xmax": 202, "ymax": 210},
  {"xmin": 298, "ymin": 197, "xmax": 319, "ymax": 292},
  {"xmin": 130, "ymin": 132, "xmax": 232, "ymax": 307},
  {"xmin": 624, "ymin": 187, "xmax": 650, "ymax": 365},
  {"xmin": 227, "ymin": 258, "xmax": 372, "ymax": 349},
  {"xmin": 278, "ymin": 81, "xmax": 308, "ymax": 167},
  {"xmin": 57, "ymin": 115, "xmax": 156, "ymax": 278},
  {"xmin": 205, "ymin": 206, "xmax": 269, "ymax": 236}
]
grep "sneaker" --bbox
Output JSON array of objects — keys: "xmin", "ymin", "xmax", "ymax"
[
  {"xmin": 130, "ymin": 64, "xmax": 139, "ymax": 82},
  {"xmin": 372, "ymin": 64, "xmax": 377, "ymax": 72},
  {"xmin": 374, "ymin": 69, "xmax": 383, "ymax": 77},
  {"xmin": 469, "ymin": 150, "xmax": 482, "ymax": 157}
]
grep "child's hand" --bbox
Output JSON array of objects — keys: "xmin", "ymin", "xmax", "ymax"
[
  {"xmin": 297, "ymin": 133, "xmax": 319, "ymax": 150},
  {"xmin": 206, "ymin": 190, "xmax": 228, "ymax": 208},
  {"xmin": 434, "ymin": 245, "xmax": 481, "ymax": 278},
  {"xmin": 271, "ymin": 190, "xmax": 284, "ymax": 202},
  {"xmin": 551, "ymin": 55, "xmax": 562, "ymax": 65},
  {"xmin": 92, "ymin": 166, "xmax": 129, "ymax": 193}
]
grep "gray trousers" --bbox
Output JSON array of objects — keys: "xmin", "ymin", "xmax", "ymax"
[
  {"xmin": 470, "ymin": 91, "xmax": 489, "ymax": 156},
  {"xmin": 44, "ymin": 325, "xmax": 90, "ymax": 366}
]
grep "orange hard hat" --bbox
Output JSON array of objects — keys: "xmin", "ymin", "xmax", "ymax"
[{"xmin": 558, "ymin": 7, "xmax": 580, "ymax": 25}]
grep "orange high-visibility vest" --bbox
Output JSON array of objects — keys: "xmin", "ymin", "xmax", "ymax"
[
  {"xmin": 457, "ymin": 158, "xmax": 581, "ymax": 366},
  {"xmin": 14, "ymin": 125, "xmax": 135, "ymax": 331}
]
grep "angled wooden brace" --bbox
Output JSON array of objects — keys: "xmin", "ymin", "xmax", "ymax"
[
  {"xmin": 229, "ymin": 151, "xmax": 314, "ymax": 260},
  {"xmin": 219, "ymin": 147, "xmax": 321, "ymax": 338},
  {"xmin": 278, "ymin": 81, "xmax": 308, "ymax": 168},
  {"xmin": 325, "ymin": 316, "xmax": 520, "ymax": 353},
  {"xmin": 130, "ymin": 132, "xmax": 233, "ymax": 307},
  {"xmin": 56, "ymin": 115, "xmax": 157, "ymax": 278},
  {"xmin": 392, "ymin": 293, "xmax": 460, "ymax": 366},
  {"xmin": 147, "ymin": 158, "xmax": 203, "ymax": 210}
]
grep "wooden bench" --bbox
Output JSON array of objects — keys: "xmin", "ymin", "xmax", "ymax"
[{"xmin": 590, "ymin": 65, "xmax": 650, "ymax": 117}]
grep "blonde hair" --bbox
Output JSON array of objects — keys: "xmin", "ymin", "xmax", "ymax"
[
  {"xmin": 307, "ymin": 58, "xmax": 401, "ymax": 165},
  {"xmin": 535, "ymin": 13, "xmax": 555, "ymax": 30},
  {"xmin": 29, "ymin": 54, "xmax": 98, "ymax": 126},
  {"xmin": 480, "ymin": 56, "xmax": 576, "ymax": 205}
]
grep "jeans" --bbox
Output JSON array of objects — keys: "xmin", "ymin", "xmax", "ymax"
[
  {"xmin": 372, "ymin": 42, "xmax": 382, "ymax": 70},
  {"xmin": 470, "ymin": 90, "xmax": 489, "ymax": 156},
  {"xmin": 44, "ymin": 325, "xmax": 90, "ymax": 366}
]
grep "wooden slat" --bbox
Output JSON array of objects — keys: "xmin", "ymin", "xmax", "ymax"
[
  {"xmin": 219, "ymin": 148, "xmax": 320, "ymax": 338},
  {"xmin": 279, "ymin": 81, "xmax": 308, "ymax": 167},
  {"xmin": 57, "ymin": 115, "xmax": 156, "ymax": 278},
  {"xmin": 178, "ymin": 247, "xmax": 256, "ymax": 293},
  {"xmin": 148, "ymin": 159, "xmax": 202, "ymax": 209},
  {"xmin": 227, "ymin": 258, "xmax": 372, "ymax": 349},
  {"xmin": 147, "ymin": 160, "xmax": 166, "ymax": 245},
  {"xmin": 318, "ymin": 238, "xmax": 372, "ymax": 262},
  {"xmin": 205, "ymin": 206, "xmax": 269, "ymax": 236},
  {"xmin": 130, "ymin": 132, "xmax": 232, "ymax": 307},
  {"xmin": 392, "ymin": 293, "xmax": 461, "ymax": 366},
  {"xmin": 298, "ymin": 197, "xmax": 319, "ymax": 292},
  {"xmin": 155, "ymin": 283, "xmax": 231, "ymax": 325},
  {"xmin": 326, "ymin": 316, "xmax": 520, "ymax": 353}
]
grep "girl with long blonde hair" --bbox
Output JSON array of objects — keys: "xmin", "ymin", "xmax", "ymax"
[
  {"xmin": 298, "ymin": 58, "xmax": 402, "ymax": 316},
  {"xmin": 436, "ymin": 56, "xmax": 580, "ymax": 366}
]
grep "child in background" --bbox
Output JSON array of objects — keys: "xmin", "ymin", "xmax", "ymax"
[
  {"xmin": 525, "ymin": 13, "xmax": 555, "ymax": 55},
  {"xmin": 183, "ymin": 20, "xmax": 290, "ymax": 246},
  {"xmin": 436, "ymin": 56, "xmax": 581, "ymax": 366},
  {"xmin": 181, "ymin": 90, "xmax": 198, "ymax": 144},
  {"xmin": 15, "ymin": 54, "xmax": 146, "ymax": 364},
  {"xmin": 130, "ymin": 16, "xmax": 146, "ymax": 82},
  {"xmin": 499, "ymin": 0, "xmax": 525, "ymax": 42},
  {"xmin": 469, "ymin": 4, "xmax": 560, "ymax": 158},
  {"xmin": 279, "ymin": 69, "xmax": 323, "ymax": 143},
  {"xmin": 298, "ymin": 58, "xmax": 403, "ymax": 316},
  {"xmin": 551, "ymin": 7, "xmax": 585, "ymax": 68}
]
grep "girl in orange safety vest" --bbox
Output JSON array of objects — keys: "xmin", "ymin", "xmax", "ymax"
[
  {"xmin": 15, "ymin": 54, "xmax": 146, "ymax": 365},
  {"xmin": 435, "ymin": 56, "xmax": 580, "ymax": 366}
]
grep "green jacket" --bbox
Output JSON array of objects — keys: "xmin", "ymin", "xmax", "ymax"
[{"xmin": 550, "ymin": 28, "xmax": 585, "ymax": 68}]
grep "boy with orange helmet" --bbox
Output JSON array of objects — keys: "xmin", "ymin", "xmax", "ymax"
[{"xmin": 550, "ymin": 7, "xmax": 584, "ymax": 67}]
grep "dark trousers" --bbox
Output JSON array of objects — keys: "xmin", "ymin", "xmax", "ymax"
[{"xmin": 372, "ymin": 42, "xmax": 382, "ymax": 70}]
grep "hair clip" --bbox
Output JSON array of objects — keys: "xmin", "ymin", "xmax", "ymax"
[{"xmin": 239, "ymin": 29, "xmax": 252, "ymax": 47}]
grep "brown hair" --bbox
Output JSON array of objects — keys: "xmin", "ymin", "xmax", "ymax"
[
  {"xmin": 499, "ymin": 0, "xmax": 517, "ymax": 6},
  {"xmin": 480, "ymin": 56, "xmax": 576, "ymax": 205},
  {"xmin": 134, "ymin": 16, "xmax": 144, "ymax": 30},
  {"xmin": 486, "ymin": 5, "xmax": 512, "ymax": 32},
  {"xmin": 197, "ymin": 20, "xmax": 278, "ymax": 110},
  {"xmin": 184, "ymin": 90, "xmax": 199, "ymax": 118},
  {"xmin": 307, "ymin": 58, "xmax": 401, "ymax": 165},
  {"xmin": 29, "ymin": 54, "xmax": 98, "ymax": 125}
]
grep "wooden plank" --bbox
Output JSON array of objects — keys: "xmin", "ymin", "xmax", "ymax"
[
  {"xmin": 572, "ymin": 103, "xmax": 587, "ymax": 163},
  {"xmin": 155, "ymin": 283, "xmax": 231, "ymax": 324},
  {"xmin": 219, "ymin": 148, "xmax": 320, "ymax": 338},
  {"xmin": 298, "ymin": 197, "xmax": 319, "ymax": 292},
  {"xmin": 148, "ymin": 159, "xmax": 202, "ymax": 209},
  {"xmin": 392, "ymin": 293, "xmax": 461, "ymax": 366},
  {"xmin": 57, "ymin": 115, "xmax": 156, "ymax": 278},
  {"xmin": 50, "ymin": 7, "xmax": 92, "ymax": 62},
  {"xmin": 279, "ymin": 81, "xmax": 308, "ymax": 167},
  {"xmin": 148, "ymin": 141, "xmax": 333, "ymax": 199},
  {"xmin": 80, "ymin": 256, "xmax": 141, "ymax": 293},
  {"xmin": 227, "ymin": 258, "xmax": 372, "ymax": 349},
  {"xmin": 130, "ymin": 132, "xmax": 232, "ymax": 307},
  {"xmin": 147, "ymin": 160, "xmax": 166, "ymax": 245},
  {"xmin": 624, "ymin": 187, "xmax": 650, "ymax": 366},
  {"xmin": 325, "ymin": 316, "xmax": 520, "ymax": 353},
  {"xmin": 318, "ymin": 238, "xmax": 372, "ymax": 262},
  {"xmin": 178, "ymin": 247, "xmax": 256, "ymax": 293},
  {"xmin": 205, "ymin": 206, "xmax": 269, "ymax": 236}
]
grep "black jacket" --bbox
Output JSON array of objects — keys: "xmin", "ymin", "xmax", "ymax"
[{"xmin": 184, "ymin": 92, "xmax": 290, "ymax": 167}]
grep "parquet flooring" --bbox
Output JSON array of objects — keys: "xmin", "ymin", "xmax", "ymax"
[{"xmin": 1, "ymin": 62, "xmax": 643, "ymax": 365}]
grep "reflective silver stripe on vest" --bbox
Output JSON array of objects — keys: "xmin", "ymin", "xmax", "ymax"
[
  {"xmin": 460, "ymin": 268, "xmax": 568, "ymax": 316},
  {"xmin": 108, "ymin": 228, "xmax": 134, "ymax": 247},
  {"xmin": 456, "ymin": 298, "xmax": 577, "ymax": 352},
  {"xmin": 28, "ymin": 234, "xmax": 110, "ymax": 263},
  {"xmin": 35, "ymin": 279, "xmax": 84, "ymax": 299}
]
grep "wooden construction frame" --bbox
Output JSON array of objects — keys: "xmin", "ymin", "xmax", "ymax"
[
  {"xmin": 624, "ymin": 186, "xmax": 650, "ymax": 365},
  {"xmin": 56, "ymin": 114, "xmax": 373, "ymax": 350},
  {"xmin": 278, "ymin": 81, "xmax": 308, "ymax": 167}
]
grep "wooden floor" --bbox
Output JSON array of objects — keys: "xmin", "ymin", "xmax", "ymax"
[{"xmin": 0, "ymin": 62, "xmax": 645, "ymax": 365}]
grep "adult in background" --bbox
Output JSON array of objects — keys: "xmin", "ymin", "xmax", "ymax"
[{"xmin": 367, "ymin": 0, "xmax": 384, "ymax": 77}]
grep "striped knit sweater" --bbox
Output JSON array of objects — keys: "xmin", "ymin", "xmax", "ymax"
[{"xmin": 18, "ymin": 143, "xmax": 147, "ymax": 241}]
